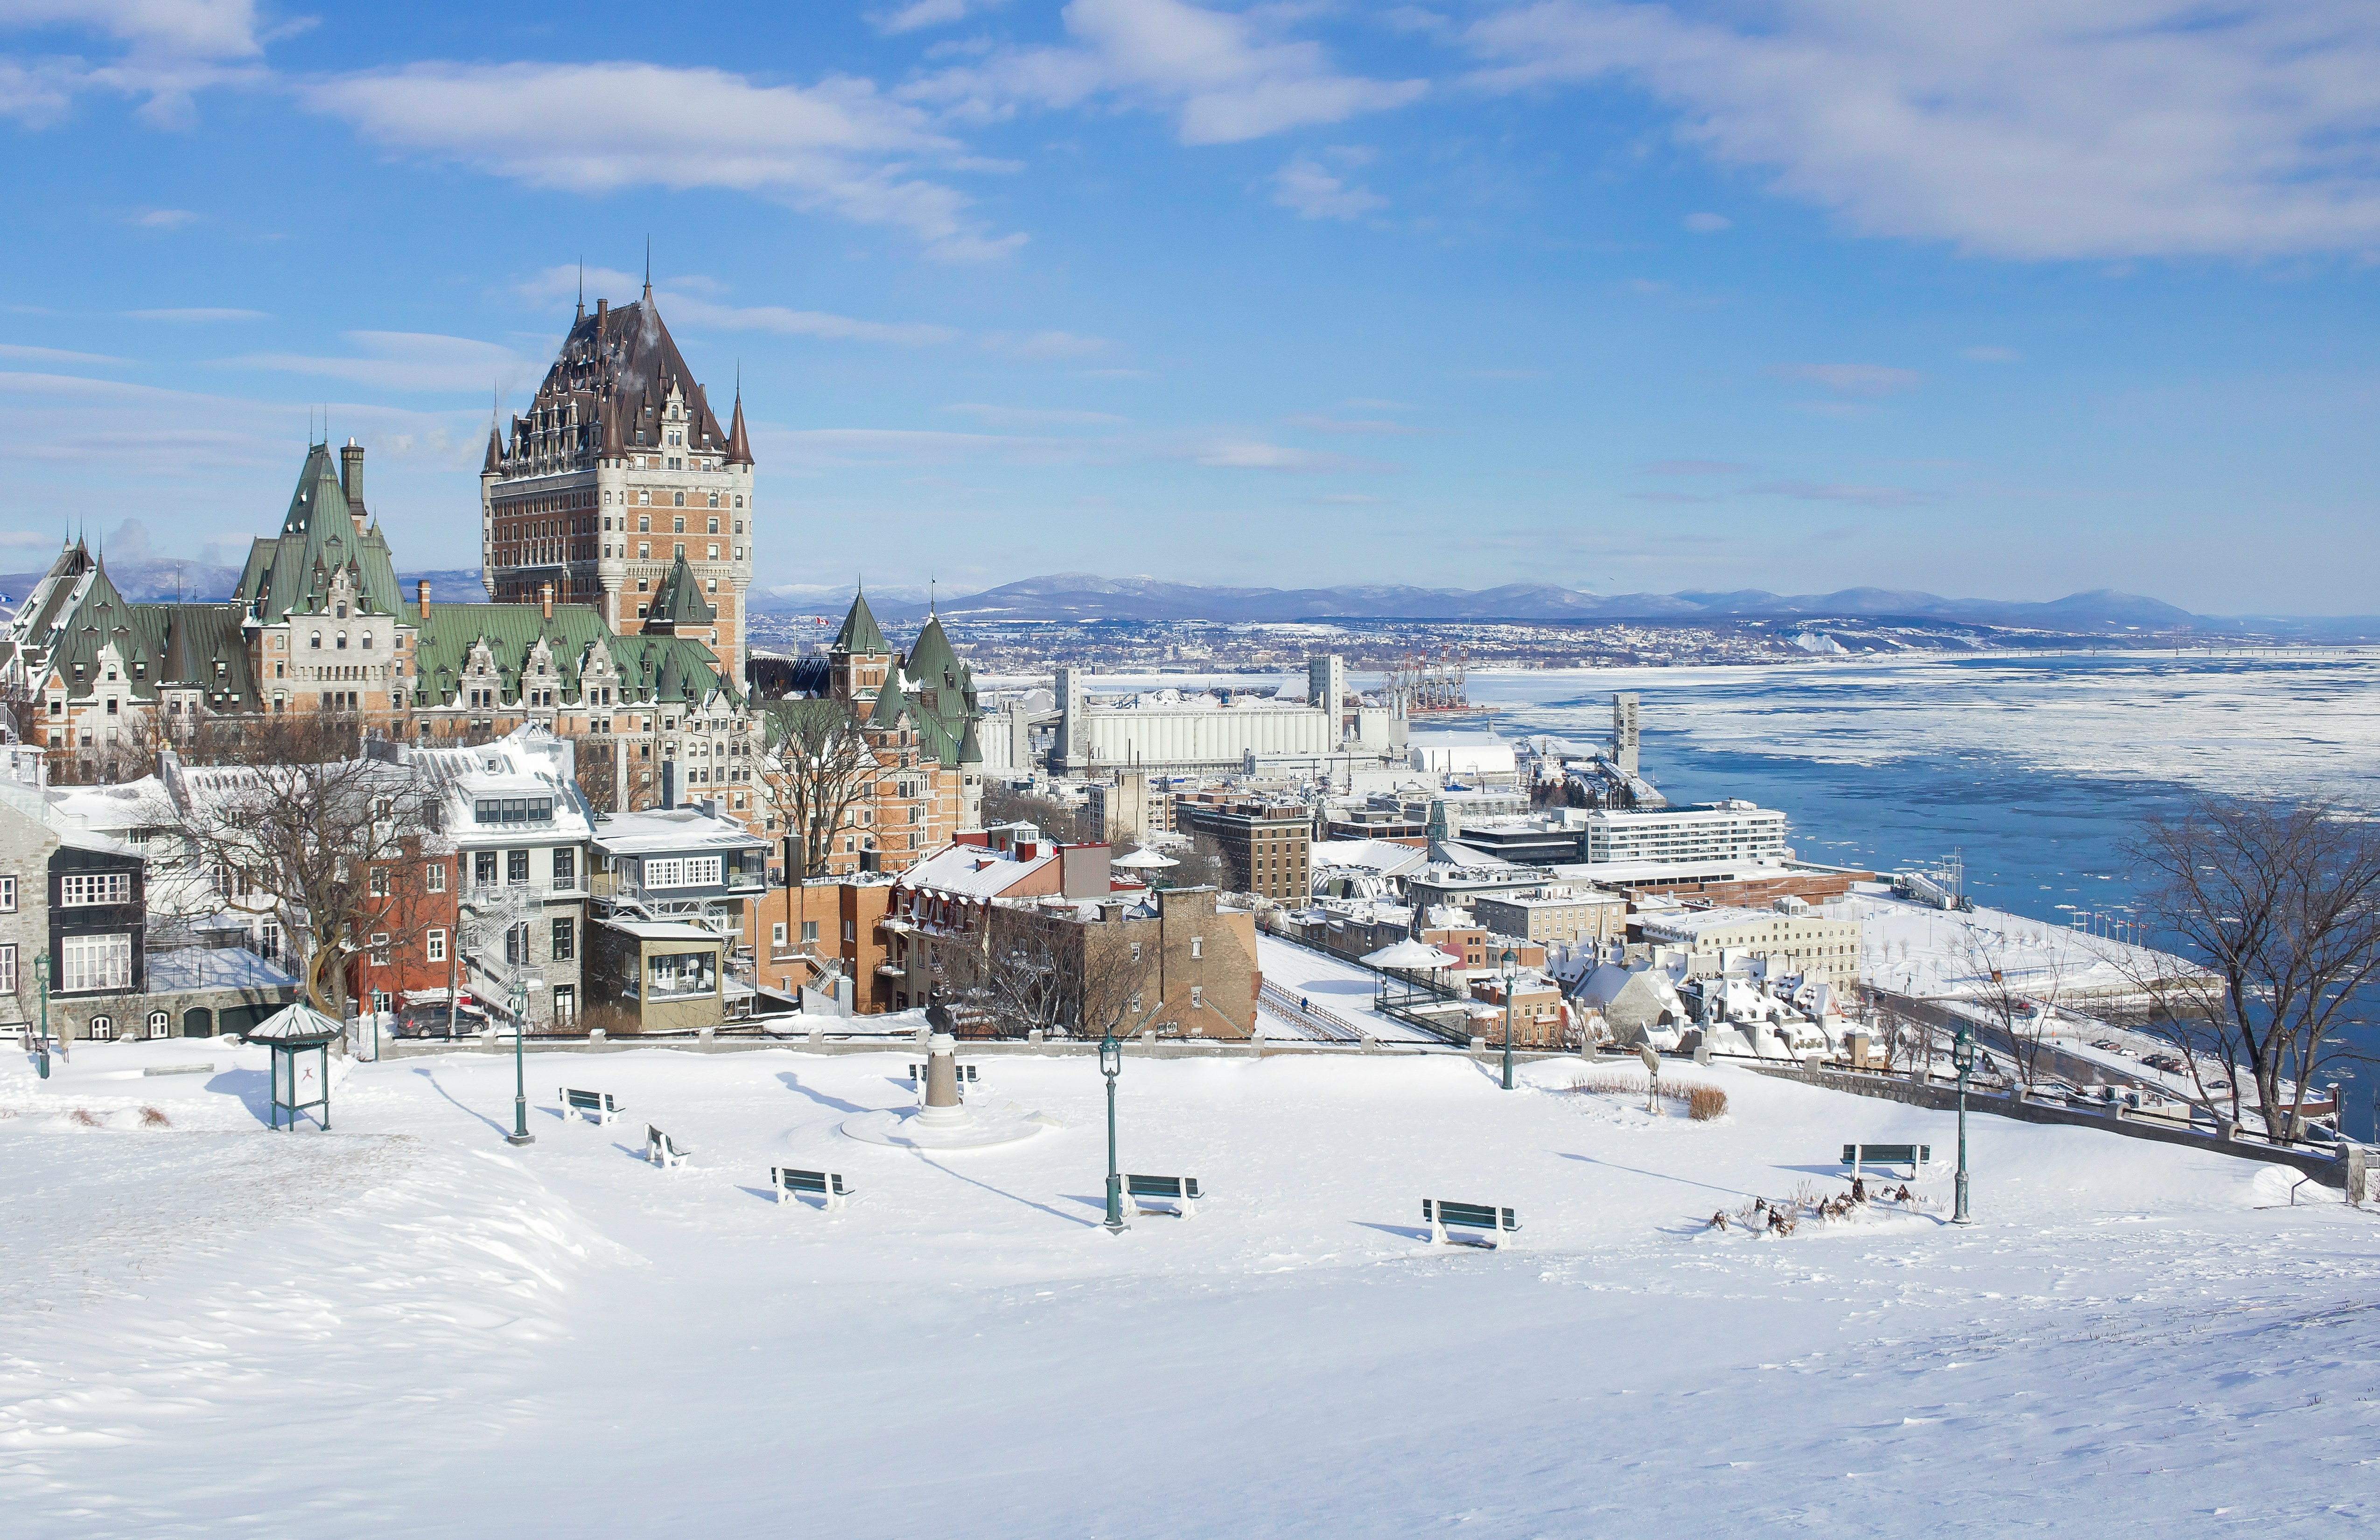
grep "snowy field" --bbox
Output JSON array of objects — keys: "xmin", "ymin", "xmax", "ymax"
[{"xmin": 6, "ymin": 1037, "xmax": 2376, "ymax": 1537}]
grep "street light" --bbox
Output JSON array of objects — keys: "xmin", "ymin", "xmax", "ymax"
[
  {"xmin": 1499, "ymin": 947, "xmax": 1518, "ymax": 1091},
  {"xmin": 1099, "ymin": 1029, "xmax": 1126, "ymax": 1232},
  {"xmin": 506, "ymin": 972, "xmax": 535, "ymax": 1147},
  {"xmin": 1951, "ymin": 1022, "xmax": 1975, "ymax": 1225},
  {"xmin": 33, "ymin": 952, "xmax": 50, "ymax": 1080}
]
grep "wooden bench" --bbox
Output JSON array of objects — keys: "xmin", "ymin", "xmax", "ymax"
[
  {"xmin": 771, "ymin": 1166, "xmax": 853, "ymax": 1212},
  {"xmin": 560, "ymin": 1087, "xmax": 623, "ymax": 1125},
  {"xmin": 646, "ymin": 1125, "xmax": 692, "ymax": 1168},
  {"xmin": 1124, "ymin": 1173, "xmax": 1201, "ymax": 1218},
  {"xmin": 1841, "ymin": 1142, "xmax": 1931, "ymax": 1178},
  {"xmin": 1424, "ymin": 1198, "xmax": 1519, "ymax": 1248}
]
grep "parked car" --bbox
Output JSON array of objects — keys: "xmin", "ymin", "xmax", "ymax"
[{"xmin": 390, "ymin": 1004, "xmax": 488, "ymax": 1039}]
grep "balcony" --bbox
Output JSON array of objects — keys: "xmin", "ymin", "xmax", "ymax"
[{"xmin": 461, "ymin": 880, "xmax": 588, "ymax": 909}]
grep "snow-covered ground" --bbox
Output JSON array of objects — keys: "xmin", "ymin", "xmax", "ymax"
[
  {"xmin": 1848, "ymin": 889, "xmax": 2179, "ymax": 1005},
  {"xmin": 1255, "ymin": 934, "xmax": 1445, "ymax": 1043},
  {"xmin": 5, "ymin": 1036, "xmax": 2375, "ymax": 1537}
]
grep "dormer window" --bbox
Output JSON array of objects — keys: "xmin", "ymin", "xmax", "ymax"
[{"xmin": 337, "ymin": 602, "xmax": 348, "ymax": 619}]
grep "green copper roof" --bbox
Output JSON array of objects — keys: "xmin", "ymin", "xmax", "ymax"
[
  {"xmin": 235, "ymin": 444, "xmax": 407, "ymax": 624},
  {"xmin": 833, "ymin": 590, "xmax": 888, "ymax": 656},
  {"xmin": 403, "ymin": 601, "xmax": 743, "ymax": 710},
  {"xmin": 643, "ymin": 553, "xmax": 718, "ymax": 630}
]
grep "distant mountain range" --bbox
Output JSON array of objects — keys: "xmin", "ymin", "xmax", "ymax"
[
  {"xmin": 820, "ymin": 573, "xmax": 2218, "ymax": 631},
  {"xmin": 2, "ymin": 561, "xmax": 2365, "ymax": 640},
  {"xmin": 0, "ymin": 557, "xmax": 241, "ymax": 606}
]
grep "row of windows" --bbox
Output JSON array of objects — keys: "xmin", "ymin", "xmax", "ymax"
[
  {"xmin": 603, "ymin": 490, "xmax": 745, "ymax": 510},
  {"xmin": 59, "ymin": 872, "xmax": 132, "ymax": 907}
]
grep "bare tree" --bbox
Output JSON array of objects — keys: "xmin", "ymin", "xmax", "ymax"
[
  {"xmin": 570, "ymin": 733, "xmax": 619, "ymax": 813},
  {"xmin": 153, "ymin": 718, "xmax": 437, "ymax": 1017},
  {"xmin": 2128, "ymin": 798, "xmax": 2380, "ymax": 1143},
  {"xmin": 972, "ymin": 927, "xmax": 1072, "ymax": 1039},
  {"xmin": 1953, "ymin": 919, "xmax": 2072, "ymax": 1091},
  {"xmin": 757, "ymin": 704, "xmax": 875, "ymax": 880}
]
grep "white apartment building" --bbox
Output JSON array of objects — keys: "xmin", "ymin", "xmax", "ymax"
[
  {"xmin": 1582, "ymin": 800, "xmax": 1789, "ymax": 866},
  {"xmin": 1635, "ymin": 904, "xmax": 1862, "ymax": 994}
]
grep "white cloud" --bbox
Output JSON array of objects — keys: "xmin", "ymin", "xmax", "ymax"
[
  {"xmin": 0, "ymin": 1, "xmax": 263, "ymax": 58},
  {"xmin": 301, "ymin": 62, "xmax": 1022, "ymax": 260},
  {"xmin": 0, "ymin": 0, "xmax": 269, "ymax": 126},
  {"xmin": 1183, "ymin": 438, "xmax": 1397, "ymax": 473},
  {"xmin": 1285, "ymin": 412, "xmax": 1420, "ymax": 436},
  {"xmin": 134, "ymin": 206, "xmax": 198, "ymax": 227},
  {"xmin": 1682, "ymin": 210, "xmax": 1729, "ymax": 232},
  {"xmin": 872, "ymin": 0, "xmax": 1009, "ymax": 34},
  {"xmin": 1466, "ymin": 1, "xmax": 2380, "ymax": 260},
  {"xmin": 982, "ymin": 329, "xmax": 1113, "ymax": 357},
  {"xmin": 1771, "ymin": 362, "xmax": 1922, "ymax": 397},
  {"xmin": 1273, "ymin": 154, "xmax": 1387, "ymax": 219},
  {"xmin": 515, "ymin": 263, "xmax": 961, "ymax": 346},
  {"xmin": 943, "ymin": 403, "xmax": 1127, "ymax": 427},
  {"xmin": 125, "ymin": 306, "xmax": 265, "ymax": 321},
  {"xmin": 227, "ymin": 331, "xmax": 536, "ymax": 394},
  {"xmin": 907, "ymin": 0, "xmax": 1428, "ymax": 145},
  {"xmin": 0, "ymin": 342, "xmax": 130, "ymax": 365}
]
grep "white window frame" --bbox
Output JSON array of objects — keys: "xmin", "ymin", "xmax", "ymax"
[
  {"xmin": 427, "ymin": 929, "xmax": 447, "ymax": 963},
  {"xmin": 60, "ymin": 871, "xmax": 132, "ymax": 907},
  {"xmin": 62, "ymin": 932, "xmax": 133, "ymax": 992},
  {"xmin": 0, "ymin": 875, "xmax": 14, "ymax": 912}
]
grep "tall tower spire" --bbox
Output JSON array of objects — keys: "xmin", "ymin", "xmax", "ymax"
[
  {"xmin": 643, "ymin": 237, "xmax": 652, "ymax": 303},
  {"xmin": 576, "ymin": 259, "xmax": 585, "ymax": 323}
]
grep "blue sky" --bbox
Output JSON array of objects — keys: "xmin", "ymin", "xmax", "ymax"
[{"xmin": 2, "ymin": 1, "xmax": 2375, "ymax": 613}]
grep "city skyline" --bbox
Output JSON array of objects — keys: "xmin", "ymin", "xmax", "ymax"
[{"xmin": 1, "ymin": 2, "xmax": 2374, "ymax": 613}]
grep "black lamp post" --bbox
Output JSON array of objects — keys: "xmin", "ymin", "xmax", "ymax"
[
  {"xmin": 1499, "ymin": 946, "xmax": 1518, "ymax": 1091},
  {"xmin": 1099, "ymin": 1028, "xmax": 1126, "ymax": 1233},
  {"xmin": 506, "ymin": 973, "xmax": 535, "ymax": 1147},
  {"xmin": 1952, "ymin": 1022, "xmax": 1975, "ymax": 1225}
]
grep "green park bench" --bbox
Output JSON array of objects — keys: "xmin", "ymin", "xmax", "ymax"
[
  {"xmin": 771, "ymin": 1166, "xmax": 853, "ymax": 1212},
  {"xmin": 1125, "ymin": 1173, "xmax": 1201, "ymax": 1218},
  {"xmin": 560, "ymin": 1087, "xmax": 623, "ymax": 1125},
  {"xmin": 1424, "ymin": 1198, "xmax": 1519, "ymax": 1248},
  {"xmin": 1841, "ymin": 1143, "xmax": 1931, "ymax": 1178},
  {"xmin": 646, "ymin": 1125, "xmax": 693, "ymax": 1169}
]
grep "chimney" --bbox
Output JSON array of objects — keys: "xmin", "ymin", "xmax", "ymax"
[
  {"xmin": 416, "ymin": 579, "xmax": 431, "ymax": 616},
  {"xmin": 540, "ymin": 582, "xmax": 555, "ymax": 620},
  {"xmin": 595, "ymin": 296, "xmax": 607, "ymax": 335},
  {"xmin": 340, "ymin": 439, "xmax": 365, "ymax": 527}
]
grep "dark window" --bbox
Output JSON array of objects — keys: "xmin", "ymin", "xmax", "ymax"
[
  {"xmin": 552, "ymin": 847, "xmax": 575, "ymax": 888},
  {"xmin": 551, "ymin": 917, "xmax": 575, "ymax": 962},
  {"xmin": 508, "ymin": 849, "xmax": 529, "ymax": 884},
  {"xmin": 474, "ymin": 851, "xmax": 497, "ymax": 886}
]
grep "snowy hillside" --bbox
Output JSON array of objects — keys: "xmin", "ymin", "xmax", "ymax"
[{"xmin": 3, "ymin": 1039, "xmax": 2373, "ymax": 1536}]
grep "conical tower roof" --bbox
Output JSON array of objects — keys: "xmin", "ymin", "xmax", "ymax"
[
  {"xmin": 726, "ymin": 391, "xmax": 753, "ymax": 466},
  {"xmin": 833, "ymin": 589, "xmax": 888, "ymax": 656},
  {"xmin": 643, "ymin": 553, "xmax": 718, "ymax": 632}
]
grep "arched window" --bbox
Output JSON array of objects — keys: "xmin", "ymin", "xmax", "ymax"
[
  {"xmin": 146, "ymin": 1009, "xmax": 170, "ymax": 1038},
  {"xmin": 336, "ymin": 632, "xmax": 348, "ymax": 650},
  {"xmin": 309, "ymin": 632, "xmax": 322, "ymax": 649},
  {"xmin": 673, "ymin": 491, "xmax": 685, "ymax": 507},
  {"xmin": 734, "ymin": 496, "xmax": 744, "ymax": 509},
  {"xmin": 87, "ymin": 1015, "xmax": 114, "ymax": 1041},
  {"xmin": 337, "ymin": 602, "xmax": 348, "ymax": 619},
  {"xmin": 361, "ymin": 632, "xmax": 374, "ymax": 650}
]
